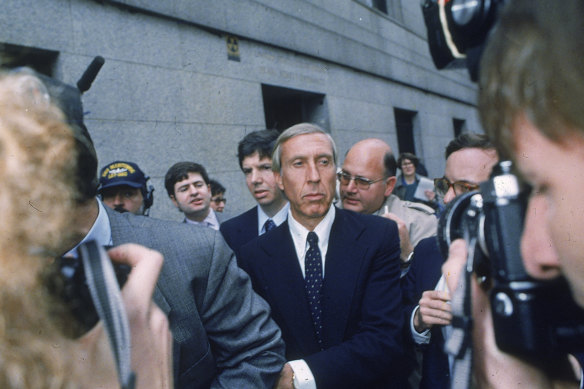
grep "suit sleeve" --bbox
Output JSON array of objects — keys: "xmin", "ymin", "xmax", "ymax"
[
  {"xmin": 198, "ymin": 232, "xmax": 286, "ymax": 388},
  {"xmin": 304, "ymin": 220, "xmax": 411, "ymax": 388}
]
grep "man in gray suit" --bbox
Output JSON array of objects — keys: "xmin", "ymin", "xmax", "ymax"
[{"xmin": 42, "ymin": 73, "xmax": 285, "ymax": 388}]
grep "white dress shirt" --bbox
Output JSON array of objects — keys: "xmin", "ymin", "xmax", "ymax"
[{"xmin": 286, "ymin": 205, "xmax": 336, "ymax": 388}]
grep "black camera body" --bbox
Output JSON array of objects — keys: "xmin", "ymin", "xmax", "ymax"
[
  {"xmin": 438, "ymin": 161, "xmax": 584, "ymax": 358},
  {"xmin": 421, "ymin": 0, "xmax": 508, "ymax": 81},
  {"xmin": 52, "ymin": 243, "xmax": 130, "ymax": 333}
]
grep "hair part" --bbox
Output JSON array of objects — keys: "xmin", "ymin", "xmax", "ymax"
[
  {"xmin": 237, "ymin": 129, "xmax": 280, "ymax": 170},
  {"xmin": 209, "ymin": 179, "xmax": 226, "ymax": 196},
  {"xmin": 272, "ymin": 123, "xmax": 337, "ymax": 172},
  {"xmin": 445, "ymin": 132, "xmax": 495, "ymax": 159}
]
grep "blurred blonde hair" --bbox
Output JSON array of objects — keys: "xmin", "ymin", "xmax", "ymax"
[{"xmin": 0, "ymin": 71, "xmax": 81, "ymax": 388}]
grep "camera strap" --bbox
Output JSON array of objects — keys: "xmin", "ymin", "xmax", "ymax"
[
  {"xmin": 444, "ymin": 243, "xmax": 476, "ymax": 389},
  {"xmin": 79, "ymin": 241, "xmax": 136, "ymax": 389}
]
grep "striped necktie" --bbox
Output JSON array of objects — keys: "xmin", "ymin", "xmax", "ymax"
[{"xmin": 263, "ymin": 218, "xmax": 276, "ymax": 233}]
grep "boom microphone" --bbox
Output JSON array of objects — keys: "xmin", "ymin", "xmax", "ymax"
[{"xmin": 77, "ymin": 56, "xmax": 105, "ymax": 93}]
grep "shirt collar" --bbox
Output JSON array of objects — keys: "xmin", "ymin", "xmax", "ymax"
[
  {"xmin": 185, "ymin": 209, "xmax": 220, "ymax": 230},
  {"xmin": 288, "ymin": 204, "xmax": 336, "ymax": 258},
  {"xmin": 66, "ymin": 199, "xmax": 112, "ymax": 257},
  {"xmin": 257, "ymin": 202, "xmax": 290, "ymax": 235}
]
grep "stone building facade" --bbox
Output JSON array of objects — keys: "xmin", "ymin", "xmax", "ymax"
[{"xmin": 1, "ymin": 0, "xmax": 480, "ymax": 221}]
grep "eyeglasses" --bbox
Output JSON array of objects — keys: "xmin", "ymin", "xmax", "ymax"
[
  {"xmin": 337, "ymin": 171, "xmax": 385, "ymax": 190},
  {"xmin": 434, "ymin": 177, "xmax": 479, "ymax": 197},
  {"xmin": 212, "ymin": 197, "xmax": 227, "ymax": 204}
]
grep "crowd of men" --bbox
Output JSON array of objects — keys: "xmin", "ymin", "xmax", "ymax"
[{"xmin": 3, "ymin": 0, "xmax": 584, "ymax": 388}]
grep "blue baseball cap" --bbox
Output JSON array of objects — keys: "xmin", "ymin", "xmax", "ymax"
[{"xmin": 98, "ymin": 161, "xmax": 147, "ymax": 192}]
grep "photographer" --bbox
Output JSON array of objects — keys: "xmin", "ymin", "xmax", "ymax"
[
  {"xmin": 0, "ymin": 72, "xmax": 172, "ymax": 388},
  {"xmin": 442, "ymin": 0, "xmax": 584, "ymax": 387}
]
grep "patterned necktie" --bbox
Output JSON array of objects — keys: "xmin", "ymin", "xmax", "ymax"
[
  {"xmin": 305, "ymin": 231, "xmax": 323, "ymax": 348},
  {"xmin": 263, "ymin": 219, "xmax": 276, "ymax": 233}
]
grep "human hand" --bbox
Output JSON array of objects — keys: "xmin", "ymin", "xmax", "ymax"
[
  {"xmin": 413, "ymin": 290, "xmax": 452, "ymax": 332},
  {"xmin": 273, "ymin": 363, "xmax": 295, "ymax": 389},
  {"xmin": 382, "ymin": 211, "xmax": 413, "ymax": 262},
  {"xmin": 442, "ymin": 239, "xmax": 579, "ymax": 388},
  {"xmin": 425, "ymin": 190, "xmax": 436, "ymax": 202},
  {"xmin": 74, "ymin": 244, "xmax": 172, "ymax": 389}
]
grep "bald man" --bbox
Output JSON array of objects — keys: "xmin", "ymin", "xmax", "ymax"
[{"xmin": 339, "ymin": 139, "xmax": 437, "ymax": 267}]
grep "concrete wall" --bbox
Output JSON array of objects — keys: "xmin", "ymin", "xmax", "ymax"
[{"xmin": 1, "ymin": 0, "xmax": 481, "ymax": 221}]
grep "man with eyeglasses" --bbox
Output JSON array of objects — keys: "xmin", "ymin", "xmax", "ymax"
[
  {"xmin": 401, "ymin": 133, "xmax": 498, "ymax": 389},
  {"xmin": 339, "ymin": 138, "xmax": 437, "ymax": 270}
]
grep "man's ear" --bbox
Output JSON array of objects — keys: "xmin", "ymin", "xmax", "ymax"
[
  {"xmin": 384, "ymin": 176, "xmax": 397, "ymax": 197},
  {"xmin": 169, "ymin": 194, "xmax": 179, "ymax": 208},
  {"xmin": 274, "ymin": 171, "xmax": 285, "ymax": 191}
]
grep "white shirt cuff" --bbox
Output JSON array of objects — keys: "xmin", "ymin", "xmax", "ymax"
[
  {"xmin": 411, "ymin": 305, "xmax": 431, "ymax": 344},
  {"xmin": 288, "ymin": 359, "xmax": 316, "ymax": 389}
]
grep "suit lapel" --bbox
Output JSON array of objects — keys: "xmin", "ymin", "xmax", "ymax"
[
  {"xmin": 107, "ymin": 209, "xmax": 172, "ymax": 318},
  {"xmin": 259, "ymin": 222, "xmax": 319, "ymax": 353},
  {"xmin": 237, "ymin": 207, "xmax": 259, "ymax": 248},
  {"xmin": 321, "ymin": 209, "xmax": 367, "ymax": 344}
]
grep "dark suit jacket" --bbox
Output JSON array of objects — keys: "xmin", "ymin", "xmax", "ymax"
[
  {"xmin": 106, "ymin": 207, "xmax": 285, "ymax": 389},
  {"xmin": 401, "ymin": 236, "xmax": 450, "ymax": 389},
  {"xmin": 220, "ymin": 206, "xmax": 258, "ymax": 259},
  {"xmin": 238, "ymin": 207, "xmax": 410, "ymax": 389}
]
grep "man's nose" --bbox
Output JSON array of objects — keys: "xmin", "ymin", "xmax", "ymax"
[
  {"xmin": 113, "ymin": 193, "xmax": 124, "ymax": 204},
  {"xmin": 443, "ymin": 187, "xmax": 456, "ymax": 204},
  {"xmin": 306, "ymin": 162, "xmax": 321, "ymax": 182},
  {"xmin": 345, "ymin": 177, "xmax": 358, "ymax": 192},
  {"xmin": 188, "ymin": 185, "xmax": 199, "ymax": 195},
  {"xmin": 251, "ymin": 169, "xmax": 262, "ymax": 184}
]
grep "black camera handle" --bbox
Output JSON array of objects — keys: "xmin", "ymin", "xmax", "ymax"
[
  {"xmin": 444, "ymin": 195, "xmax": 483, "ymax": 389},
  {"xmin": 444, "ymin": 246, "xmax": 474, "ymax": 389},
  {"xmin": 79, "ymin": 241, "xmax": 136, "ymax": 389}
]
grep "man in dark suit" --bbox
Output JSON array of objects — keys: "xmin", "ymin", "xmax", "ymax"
[
  {"xmin": 220, "ymin": 130, "xmax": 289, "ymax": 258},
  {"xmin": 42, "ymin": 73, "xmax": 286, "ymax": 388},
  {"xmin": 238, "ymin": 123, "xmax": 410, "ymax": 389},
  {"xmin": 401, "ymin": 133, "xmax": 497, "ymax": 389}
]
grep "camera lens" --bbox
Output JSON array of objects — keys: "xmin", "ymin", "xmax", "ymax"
[{"xmin": 451, "ymin": 0, "xmax": 482, "ymax": 27}]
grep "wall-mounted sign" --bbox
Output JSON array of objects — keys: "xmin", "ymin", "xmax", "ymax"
[{"xmin": 226, "ymin": 35, "xmax": 240, "ymax": 62}]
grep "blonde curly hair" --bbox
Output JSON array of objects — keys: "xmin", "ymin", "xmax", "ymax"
[{"xmin": 0, "ymin": 71, "xmax": 82, "ymax": 388}]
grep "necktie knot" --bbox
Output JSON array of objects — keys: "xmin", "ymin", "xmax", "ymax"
[
  {"xmin": 307, "ymin": 231, "xmax": 318, "ymax": 247},
  {"xmin": 263, "ymin": 219, "xmax": 276, "ymax": 233}
]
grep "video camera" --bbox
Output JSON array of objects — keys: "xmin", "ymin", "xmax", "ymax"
[
  {"xmin": 437, "ymin": 161, "xmax": 584, "ymax": 358},
  {"xmin": 421, "ymin": 0, "xmax": 508, "ymax": 81},
  {"xmin": 51, "ymin": 243, "xmax": 131, "ymax": 334}
]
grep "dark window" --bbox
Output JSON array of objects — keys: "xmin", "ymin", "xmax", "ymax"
[
  {"xmin": 394, "ymin": 107, "xmax": 418, "ymax": 154},
  {"xmin": 0, "ymin": 43, "xmax": 58, "ymax": 76},
  {"xmin": 358, "ymin": 0, "xmax": 403, "ymax": 22},
  {"xmin": 453, "ymin": 118, "xmax": 466, "ymax": 138},
  {"xmin": 372, "ymin": 0, "xmax": 388, "ymax": 14},
  {"xmin": 262, "ymin": 84, "xmax": 329, "ymax": 132}
]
